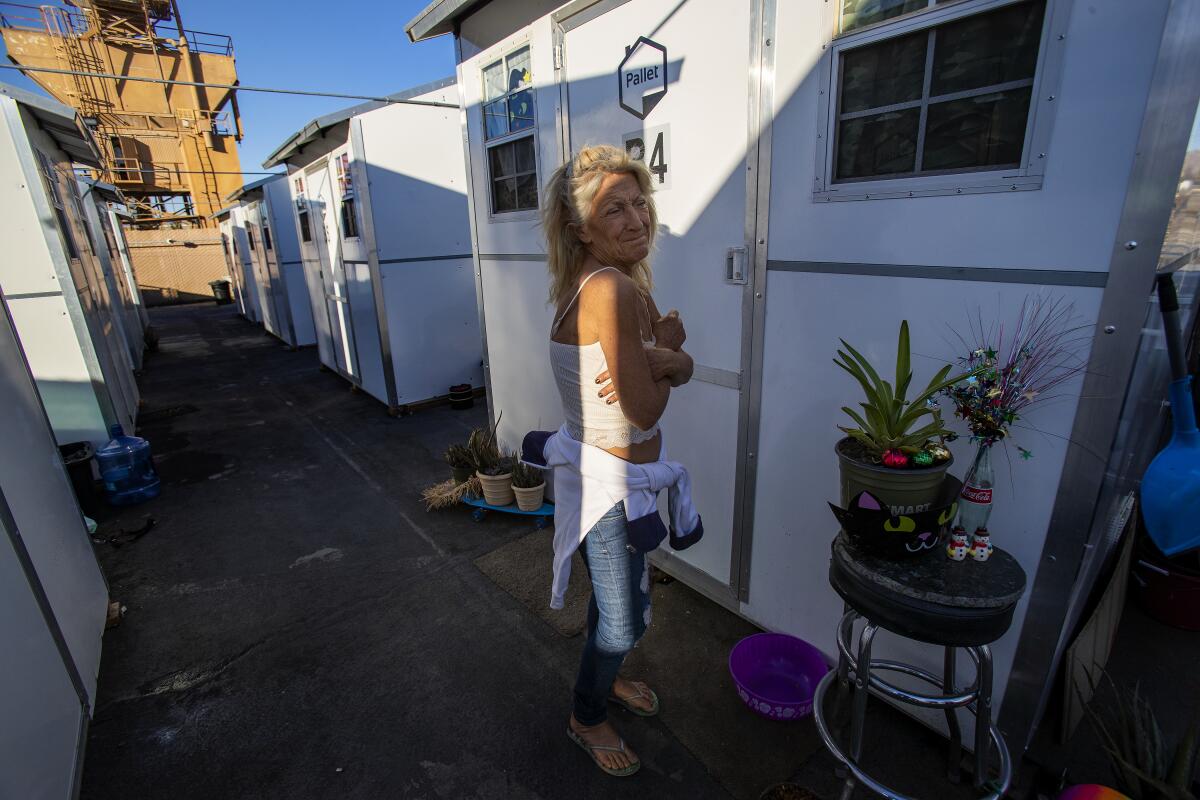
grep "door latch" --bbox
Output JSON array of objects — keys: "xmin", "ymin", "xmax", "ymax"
[{"xmin": 725, "ymin": 246, "xmax": 748, "ymax": 285}]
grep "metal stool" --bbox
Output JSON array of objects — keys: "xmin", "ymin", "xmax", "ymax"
[{"xmin": 812, "ymin": 532, "xmax": 1027, "ymax": 800}]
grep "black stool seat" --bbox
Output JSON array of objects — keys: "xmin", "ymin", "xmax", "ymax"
[{"xmin": 830, "ymin": 532, "xmax": 1027, "ymax": 647}]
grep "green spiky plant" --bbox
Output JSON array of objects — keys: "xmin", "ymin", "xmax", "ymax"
[
  {"xmin": 466, "ymin": 411, "xmax": 503, "ymax": 473},
  {"xmin": 511, "ymin": 458, "xmax": 545, "ymax": 489},
  {"xmin": 1083, "ymin": 672, "xmax": 1199, "ymax": 800},
  {"xmin": 444, "ymin": 443, "xmax": 473, "ymax": 471},
  {"xmin": 834, "ymin": 321, "xmax": 978, "ymax": 462}
]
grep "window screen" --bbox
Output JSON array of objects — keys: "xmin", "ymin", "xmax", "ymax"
[
  {"xmin": 341, "ymin": 198, "xmax": 359, "ymax": 239},
  {"xmin": 834, "ymin": 0, "xmax": 1045, "ymax": 182}
]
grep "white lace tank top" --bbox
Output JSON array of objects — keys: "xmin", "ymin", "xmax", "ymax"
[{"xmin": 549, "ymin": 267, "xmax": 660, "ymax": 450}]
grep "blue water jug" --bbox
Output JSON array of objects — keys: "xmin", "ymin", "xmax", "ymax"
[{"xmin": 96, "ymin": 424, "xmax": 161, "ymax": 505}]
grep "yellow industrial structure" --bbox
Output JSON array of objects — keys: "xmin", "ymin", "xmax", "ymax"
[{"xmin": 1, "ymin": 0, "xmax": 243, "ymax": 226}]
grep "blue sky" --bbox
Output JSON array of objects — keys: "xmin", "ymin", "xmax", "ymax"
[{"xmin": 0, "ymin": 0, "xmax": 456, "ymax": 176}]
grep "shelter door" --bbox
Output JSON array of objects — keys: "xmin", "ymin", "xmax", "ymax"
[
  {"xmin": 307, "ymin": 164, "xmax": 359, "ymax": 380},
  {"xmin": 561, "ymin": 0, "xmax": 754, "ymax": 593}
]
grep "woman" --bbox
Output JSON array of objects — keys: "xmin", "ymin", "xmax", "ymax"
[{"xmin": 540, "ymin": 145, "xmax": 697, "ymax": 777}]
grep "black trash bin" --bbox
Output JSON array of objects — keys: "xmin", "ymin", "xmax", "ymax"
[
  {"xmin": 208, "ymin": 279, "xmax": 233, "ymax": 305},
  {"xmin": 59, "ymin": 441, "xmax": 101, "ymax": 517}
]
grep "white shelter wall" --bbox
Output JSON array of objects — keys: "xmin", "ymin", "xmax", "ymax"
[
  {"xmin": 481, "ymin": 258, "xmax": 561, "ymax": 452},
  {"xmin": 357, "ymin": 99, "xmax": 471, "ymax": 260},
  {"xmin": 0, "ymin": 293, "xmax": 107, "ymax": 706},
  {"xmin": 0, "ymin": 102, "xmax": 59, "ymax": 297},
  {"xmin": 264, "ymin": 176, "xmax": 302, "ymax": 266},
  {"xmin": 768, "ymin": 0, "xmax": 1169, "ymax": 270},
  {"xmin": 345, "ymin": 260, "xmax": 387, "ymax": 403},
  {"xmin": 380, "ymin": 257, "xmax": 483, "ymax": 403}
]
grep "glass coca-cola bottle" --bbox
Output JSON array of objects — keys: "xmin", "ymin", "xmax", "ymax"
[{"xmin": 956, "ymin": 444, "xmax": 994, "ymax": 534}]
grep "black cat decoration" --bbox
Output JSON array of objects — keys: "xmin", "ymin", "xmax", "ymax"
[{"xmin": 829, "ymin": 476, "xmax": 962, "ymax": 558}]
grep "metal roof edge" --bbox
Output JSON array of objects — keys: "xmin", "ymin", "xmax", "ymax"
[
  {"xmin": 224, "ymin": 173, "xmax": 282, "ymax": 203},
  {"xmin": 0, "ymin": 81, "xmax": 102, "ymax": 167},
  {"xmin": 78, "ymin": 176, "xmax": 124, "ymax": 203},
  {"xmin": 405, "ymin": 0, "xmax": 486, "ymax": 42},
  {"xmin": 261, "ymin": 76, "xmax": 459, "ymax": 169},
  {"xmin": 210, "ymin": 204, "xmax": 237, "ymax": 220}
]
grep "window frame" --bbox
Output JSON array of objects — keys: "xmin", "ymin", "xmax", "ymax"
[
  {"xmin": 479, "ymin": 41, "xmax": 540, "ymax": 220},
  {"xmin": 812, "ymin": 0, "xmax": 1070, "ymax": 202},
  {"xmin": 293, "ymin": 174, "xmax": 313, "ymax": 243},
  {"xmin": 332, "ymin": 151, "xmax": 361, "ymax": 240}
]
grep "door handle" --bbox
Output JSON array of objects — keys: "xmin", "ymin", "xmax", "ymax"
[{"xmin": 725, "ymin": 246, "xmax": 748, "ymax": 285}]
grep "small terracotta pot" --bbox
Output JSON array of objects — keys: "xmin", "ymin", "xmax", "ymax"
[
  {"xmin": 476, "ymin": 470, "xmax": 514, "ymax": 507},
  {"xmin": 513, "ymin": 482, "xmax": 545, "ymax": 512}
]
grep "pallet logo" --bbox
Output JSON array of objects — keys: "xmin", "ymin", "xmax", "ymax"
[{"xmin": 618, "ymin": 36, "xmax": 668, "ymax": 120}]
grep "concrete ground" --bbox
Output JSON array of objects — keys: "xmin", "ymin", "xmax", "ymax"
[
  {"xmin": 83, "ymin": 303, "xmax": 1185, "ymax": 800},
  {"xmin": 83, "ymin": 303, "xmax": 823, "ymax": 800}
]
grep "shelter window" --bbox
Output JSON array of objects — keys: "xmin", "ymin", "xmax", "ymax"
[
  {"xmin": 488, "ymin": 138, "xmax": 538, "ymax": 214},
  {"xmin": 829, "ymin": 0, "xmax": 1047, "ymax": 184},
  {"xmin": 482, "ymin": 45, "xmax": 538, "ymax": 214},
  {"xmin": 294, "ymin": 176, "xmax": 313, "ymax": 243},
  {"xmin": 335, "ymin": 153, "xmax": 360, "ymax": 239},
  {"xmin": 482, "ymin": 46, "xmax": 534, "ymax": 141},
  {"xmin": 247, "ymin": 226, "xmax": 257, "ymax": 251},
  {"xmin": 263, "ymin": 225, "xmax": 273, "ymax": 251},
  {"xmin": 36, "ymin": 150, "xmax": 79, "ymax": 260}
]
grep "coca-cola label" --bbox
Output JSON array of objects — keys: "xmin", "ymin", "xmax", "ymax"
[{"xmin": 960, "ymin": 484, "xmax": 993, "ymax": 504}]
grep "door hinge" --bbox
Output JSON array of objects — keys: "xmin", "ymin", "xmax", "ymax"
[{"xmin": 553, "ymin": 43, "xmax": 563, "ymax": 70}]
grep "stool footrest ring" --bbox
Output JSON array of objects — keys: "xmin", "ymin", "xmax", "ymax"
[{"xmin": 813, "ymin": 670, "xmax": 1013, "ymax": 799}]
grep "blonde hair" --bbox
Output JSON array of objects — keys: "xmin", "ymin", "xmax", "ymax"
[{"xmin": 541, "ymin": 144, "xmax": 658, "ymax": 307}]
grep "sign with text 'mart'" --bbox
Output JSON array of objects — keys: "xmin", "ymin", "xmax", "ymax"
[{"xmin": 618, "ymin": 36, "xmax": 667, "ymax": 120}]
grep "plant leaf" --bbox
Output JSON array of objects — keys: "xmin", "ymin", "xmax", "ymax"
[{"xmin": 895, "ymin": 321, "xmax": 911, "ymax": 404}]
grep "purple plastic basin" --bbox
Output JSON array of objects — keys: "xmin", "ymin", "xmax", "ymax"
[{"xmin": 729, "ymin": 633, "xmax": 829, "ymax": 721}]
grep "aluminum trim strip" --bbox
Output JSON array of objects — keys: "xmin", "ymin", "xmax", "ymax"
[
  {"xmin": 692, "ymin": 364, "xmax": 742, "ymax": 390},
  {"xmin": 479, "ymin": 253, "xmax": 549, "ymax": 262},
  {"xmin": 378, "ymin": 254, "xmax": 474, "ymax": 265},
  {"xmin": 767, "ymin": 260, "xmax": 1108, "ymax": 287},
  {"xmin": 4, "ymin": 291, "xmax": 65, "ymax": 300}
]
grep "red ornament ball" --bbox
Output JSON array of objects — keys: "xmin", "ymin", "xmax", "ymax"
[{"xmin": 882, "ymin": 449, "xmax": 909, "ymax": 468}]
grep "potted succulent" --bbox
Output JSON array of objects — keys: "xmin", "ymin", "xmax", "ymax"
[
  {"xmin": 834, "ymin": 321, "xmax": 975, "ymax": 515},
  {"xmin": 477, "ymin": 454, "xmax": 515, "ymax": 507},
  {"xmin": 444, "ymin": 443, "xmax": 474, "ymax": 484},
  {"xmin": 511, "ymin": 459, "xmax": 546, "ymax": 512}
]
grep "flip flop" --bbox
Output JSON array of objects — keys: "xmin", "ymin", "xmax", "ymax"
[
  {"xmin": 566, "ymin": 726, "xmax": 641, "ymax": 777},
  {"xmin": 609, "ymin": 682, "xmax": 660, "ymax": 717}
]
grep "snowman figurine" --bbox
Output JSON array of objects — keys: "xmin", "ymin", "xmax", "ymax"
[
  {"xmin": 946, "ymin": 526, "xmax": 970, "ymax": 561},
  {"xmin": 969, "ymin": 527, "xmax": 994, "ymax": 562}
]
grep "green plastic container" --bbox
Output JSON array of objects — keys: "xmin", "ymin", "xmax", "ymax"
[{"xmin": 836, "ymin": 438, "xmax": 952, "ymax": 516}]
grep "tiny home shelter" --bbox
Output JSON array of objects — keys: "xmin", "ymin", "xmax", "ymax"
[
  {"xmin": 224, "ymin": 176, "xmax": 317, "ymax": 348},
  {"xmin": 78, "ymin": 178, "xmax": 148, "ymax": 371},
  {"xmin": 263, "ymin": 78, "xmax": 482, "ymax": 413},
  {"xmin": 0, "ymin": 83, "xmax": 139, "ymax": 446},
  {"xmin": 214, "ymin": 203, "xmax": 262, "ymax": 324},
  {"xmin": 0, "ymin": 291, "xmax": 108, "ymax": 799},
  {"xmin": 407, "ymin": 0, "xmax": 1200, "ymax": 762}
]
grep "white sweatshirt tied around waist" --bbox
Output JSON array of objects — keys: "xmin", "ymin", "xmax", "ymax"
[{"xmin": 522, "ymin": 425, "xmax": 703, "ymax": 609}]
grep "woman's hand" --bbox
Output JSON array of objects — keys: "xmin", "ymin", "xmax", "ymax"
[
  {"xmin": 652, "ymin": 309, "xmax": 686, "ymax": 351},
  {"xmin": 596, "ymin": 348, "xmax": 692, "ymax": 403}
]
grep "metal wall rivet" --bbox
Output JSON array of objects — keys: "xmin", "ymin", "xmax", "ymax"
[
  {"xmin": 758, "ymin": 238, "xmax": 765, "ymax": 244},
  {"xmin": 1057, "ymin": 34, "xmax": 1065, "ymax": 40},
  {"xmin": 1124, "ymin": 240, "xmax": 1138, "ymax": 250},
  {"xmin": 756, "ymin": 292, "xmax": 763, "ymax": 298},
  {"xmin": 765, "ymin": 38, "xmax": 772, "ymax": 46},
  {"xmin": 1047, "ymin": 95, "xmax": 1056, "ymax": 101},
  {"xmin": 1038, "ymin": 153, "xmax": 1046, "ymax": 158},
  {"xmin": 1104, "ymin": 325, "xmax": 1116, "ymax": 334}
]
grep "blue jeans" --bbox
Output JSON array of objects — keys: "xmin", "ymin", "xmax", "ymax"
[{"xmin": 573, "ymin": 502, "xmax": 652, "ymax": 726}]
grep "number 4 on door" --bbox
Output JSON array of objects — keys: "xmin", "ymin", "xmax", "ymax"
[{"xmin": 623, "ymin": 125, "xmax": 671, "ymax": 190}]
